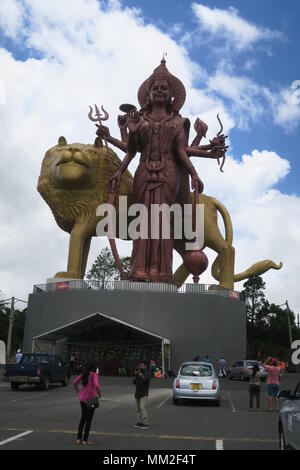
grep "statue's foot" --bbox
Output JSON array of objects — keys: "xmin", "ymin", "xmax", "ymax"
[{"xmin": 54, "ymin": 271, "xmax": 81, "ymax": 279}]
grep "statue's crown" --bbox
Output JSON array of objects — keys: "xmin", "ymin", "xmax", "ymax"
[{"xmin": 138, "ymin": 56, "xmax": 186, "ymax": 112}]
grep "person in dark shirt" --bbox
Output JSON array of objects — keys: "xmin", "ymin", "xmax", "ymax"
[{"xmin": 133, "ymin": 360, "xmax": 152, "ymax": 429}]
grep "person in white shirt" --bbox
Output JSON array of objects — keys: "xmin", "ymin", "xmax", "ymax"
[{"xmin": 15, "ymin": 349, "xmax": 23, "ymax": 363}]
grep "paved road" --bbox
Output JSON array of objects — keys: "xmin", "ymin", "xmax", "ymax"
[{"xmin": 0, "ymin": 373, "xmax": 299, "ymax": 450}]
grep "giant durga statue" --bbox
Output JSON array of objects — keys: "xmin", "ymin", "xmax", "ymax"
[{"xmin": 38, "ymin": 58, "xmax": 282, "ymax": 289}]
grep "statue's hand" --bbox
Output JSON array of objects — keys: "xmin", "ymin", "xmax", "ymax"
[
  {"xmin": 191, "ymin": 174, "xmax": 204, "ymax": 194},
  {"xmin": 128, "ymin": 111, "xmax": 142, "ymax": 133},
  {"xmin": 118, "ymin": 115, "xmax": 128, "ymax": 129},
  {"xmin": 109, "ymin": 171, "xmax": 122, "ymax": 191},
  {"xmin": 96, "ymin": 124, "xmax": 110, "ymax": 140},
  {"xmin": 210, "ymin": 134, "xmax": 228, "ymax": 148},
  {"xmin": 209, "ymin": 145, "xmax": 229, "ymax": 159},
  {"xmin": 194, "ymin": 118, "xmax": 208, "ymax": 138}
]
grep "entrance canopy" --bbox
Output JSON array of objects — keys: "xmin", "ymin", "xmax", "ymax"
[
  {"xmin": 33, "ymin": 312, "xmax": 170, "ymax": 344},
  {"xmin": 33, "ymin": 313, "xmax": 170, "ymax": 375}
]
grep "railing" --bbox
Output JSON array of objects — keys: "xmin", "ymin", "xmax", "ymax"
[{"xmin": 33, "ymin": 279, "xmax": 242, "ymax": 301}]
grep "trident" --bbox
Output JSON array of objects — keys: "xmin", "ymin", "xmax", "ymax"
[
  {"xmin": 88, "ymin": 105, "xmax": 112, "ymax": 168},
  {"xmin": 88, "ymin": 104, "xmax": 126, "ymax": 281}
]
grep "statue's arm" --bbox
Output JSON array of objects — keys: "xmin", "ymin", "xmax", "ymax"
[
  {"xmin": 186, "ymin": 145, "xmax": 227, "ymax": 159},
  {"xmin": 175, "ymin": 139, "xmax": 204, "ymax": 193},
  {"xmin": 96, "ymin": 125, "xmax": 128, "ymax": 153},
  {"xmin": 118, "ymin": 151, "xmax": 136, "ymax": 175},
  {"xmin": 106, "ymin": 135, "xmax": 128, "ymax": 153}
]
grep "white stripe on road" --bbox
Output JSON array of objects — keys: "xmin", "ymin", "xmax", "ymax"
[
  {"xmin": 227, "ymin": 391, "xmax": 236, "ymax": 413},
  {"xmin": 9, "ymin": 393, "xmax": 48, "ymax": 403},
  {"xmin": 0, "ymin": 431, "xmax": 33, "ymax": 447},
  {"xmin": 216, "ymin": 440, "xmax": 224, "ymax": 450},
  {"xmin": 156, "ymin": 394, "xmax": 172, "ymax": 409}
]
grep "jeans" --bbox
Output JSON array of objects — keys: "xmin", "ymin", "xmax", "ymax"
[
  {"xmin": 249, "ymin": 384, "xmax": 261, "ymax": 409},
  {"xmin": 77, "ymin": 402, "xmax": 95, "ymax": 442},
  {"xmin": 135, "ymin": 396, "xmax": 148, "ymax": 425}
]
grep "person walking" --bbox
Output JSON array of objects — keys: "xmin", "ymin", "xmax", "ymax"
[
  {"xmin": 219, "ymin": 357, "xmax": 227, "ymax": 378},
  {"xmin": 73, "ymin": 361, "xmax": 101, "ymax": 445},
  {"xmin": 246, "ymin": 363, "xmax": 261, "ymax": 412},
  {"xmin": 133, "ymin": 360, "xmax": 152, "ymax": 430},
  {"xmin": 263, "ymin": 357, "xmax": 281, "ymax": 412}
]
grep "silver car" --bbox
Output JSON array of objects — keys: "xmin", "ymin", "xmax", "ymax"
[
  {"xmin": 227, "ymin": 360, "xmax": 268, "ymax": 382},
  {"xmin": 279, "ymin": 380, "xmax": 300, "ymax": 450},
  {"xmin": 173, "ymin": 362, "xmax": 221, "ymax": 406}
]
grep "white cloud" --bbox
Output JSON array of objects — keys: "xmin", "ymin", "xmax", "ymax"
[
  {"xmin": 0, "ymin": 0, "xmax": 25, "ymax": 39},
  {"xmin": 192, "ymin": 3, "xmax": 283, "ymax": 51},
  {"xmin": 0, "ymin": 0, "xmax": 298, "ymax": 316},
  {"xmin": 207, "ymin": 72, "xmax": 269, "ymax": 129},
  {"xmin": 189, "ymin": 149, "xmax": 299, "ymax": 311},
  {"xmin": 271, "ymin": 86, "xmax": 300, "ymax": 132}
]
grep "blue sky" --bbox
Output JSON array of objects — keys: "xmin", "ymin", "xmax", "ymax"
[
  {"xmin": 0, "ymin": 0, "xmax": 299, "ymax": 311},
  {"xmin": 124, "ymin": 0, "xmax": 300, "ymax": 195},
  {"xmin": 1, "ymin": 0, "xmax": 299, "ymax": 194}
]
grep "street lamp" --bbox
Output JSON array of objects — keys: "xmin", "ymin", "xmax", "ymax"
[{"xmin": 276, "ymin": 301, "xmax": 293, "ymax": 349}]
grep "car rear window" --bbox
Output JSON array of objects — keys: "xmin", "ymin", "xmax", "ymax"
[
  {"xmin": 21, "ymin": 355, "xmax": 51, "ymax": 364},
  {"xmin": 180, "ymin": 364, "xmax": 212, "ymax": 377},
  {"xmin": 246, "ymin": 361, "xmax": 260, "ymax": 367}
]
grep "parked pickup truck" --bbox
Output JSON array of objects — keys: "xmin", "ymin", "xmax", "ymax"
[{"xmin": 4, "ymin": 353, "xmax": 70, "ymax": 391}]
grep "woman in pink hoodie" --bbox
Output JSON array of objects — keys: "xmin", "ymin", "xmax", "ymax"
[
  {"xmin": 73, "ymin": 361, "xmax": 101, "ymax": 445},
  {"xmin": 263, "ymin": 357, "xmax": 281, "ymax": 412}
]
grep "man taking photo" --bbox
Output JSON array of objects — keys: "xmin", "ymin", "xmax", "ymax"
[{"xmin": 133, "ymin": 360, "xmax": 152, "ymax": 430}]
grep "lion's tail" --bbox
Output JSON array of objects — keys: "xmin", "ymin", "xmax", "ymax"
[
  {"xmin": 210, "ymin": 197, "xmax": 233, "ymax": 282},
  {"xmin": 211, "ymin": 197, "xmax": 233, "ymax": 245},
  {"xmin": 234, "ymin": 260, "xmax": 283, "ymax": 282}
]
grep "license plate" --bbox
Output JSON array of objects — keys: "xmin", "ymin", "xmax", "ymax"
[
  {"xmin": 13, "ymin": 376, "xmax": 28, "ymax": 382},
  {"xmin": 191, "ymin": 383, "xmax": 201, "ymax": 391}
]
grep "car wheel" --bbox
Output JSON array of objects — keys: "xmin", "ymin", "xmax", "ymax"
[
  {"xmin": 173, "ymin": 398, "xmax": 179, "ymax": 405},
  {"xmin": 214, "ymin": 400, "xmax": 220, "ymax": 407},
  {"xmin": 279, "ymin": 426, "xmax": 287, "ymax": 450},
  {"xmin": 11, "ymin": 382, "xmax": 20, "ymax": 391},
  {"xmin": 241, "ymin": 373, "xmax": 246, "ymax": 381},
  {"xmin": 42, "ymin": 376, "xmax": 50, "ymax": 391}
]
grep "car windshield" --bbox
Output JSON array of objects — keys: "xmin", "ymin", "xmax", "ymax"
[
  {"xmin": 21, "ymin": 355, "xmax": 50, "ymax": 365},
  {"xmin": 180, "ymin": 364, "xmax": 212, "ymax": 377}
]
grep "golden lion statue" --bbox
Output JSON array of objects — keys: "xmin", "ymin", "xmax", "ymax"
[
  {"xmin": 38, "ymin": 136, "xmax": 133, "ymax": 279},
  {"xmin": 38, "ymin": 138, "xmax": 282, "ymax": 288}
]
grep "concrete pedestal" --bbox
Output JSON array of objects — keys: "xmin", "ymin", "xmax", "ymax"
[{"xmin": 23, "ymin": 285, "xmax": 246, "ymax": 371}]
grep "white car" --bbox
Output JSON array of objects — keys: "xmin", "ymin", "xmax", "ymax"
[
  {"xmin": 279, "ymin": 380, "xmax": 300, "ymax": 450},
  {"xmin": 173, "ymin": 362, "xmax": 221, "ymax": 406}
]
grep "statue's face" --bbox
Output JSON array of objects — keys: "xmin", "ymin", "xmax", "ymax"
[
  {"xmin": 150, "ymin": 79, "xmax": 170, "ymax": 105},
  {"xmin": 50, "ymin": 145, "xmax": 98, "ymax": 189}
]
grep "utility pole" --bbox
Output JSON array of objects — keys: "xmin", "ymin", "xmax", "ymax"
[
  {"xmin": 7, "ymin": 297, "xmax": 15, "ymax": 359},
  {"xmin": 285, "ymin": 300, "xmax": 293, "ymax": 349}
]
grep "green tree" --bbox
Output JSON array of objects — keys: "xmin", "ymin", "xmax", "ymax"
[
  {"xmin": 0, "ymin": 306, "xmax": 26, "ymax": 355},
  {"xmin": 242, "ymin": 276, "xmax": 300, "ymax": 359},
  {"xmin": 243, "ymin": 276, "xmax": 269, "ymax": 327},
  {"xmin": 87, "ymin": 247, "xmax": 131, "ymax": 287}
]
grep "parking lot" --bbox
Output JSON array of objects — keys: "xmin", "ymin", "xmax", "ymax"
[{"xmin": 0, "ymin": 373, "xmax": 299, "ymax": 450}]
